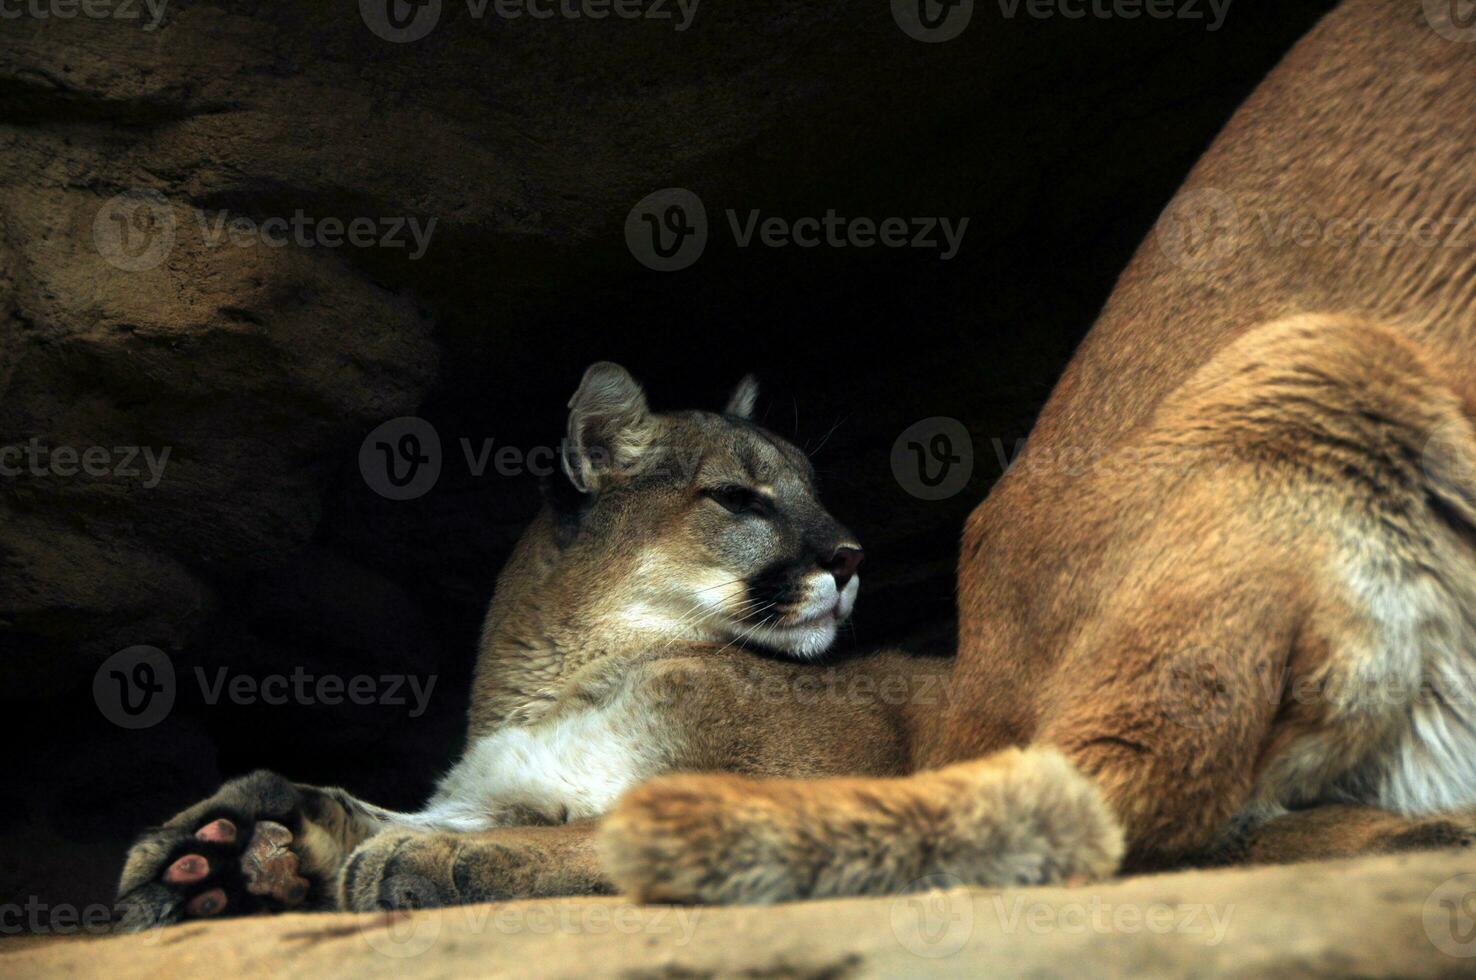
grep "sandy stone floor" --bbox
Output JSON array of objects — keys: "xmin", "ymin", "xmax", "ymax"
[{"xmin": 5, "ymin": 849, "xmax": 1475, "ymax": 978}]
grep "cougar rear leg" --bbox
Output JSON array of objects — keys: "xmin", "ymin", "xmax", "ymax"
[
  {"xmin": 1033, "ymin": 561, "xmax": 1304, "ymax": 869},
  {"xmin": 1196, "ymin": 805, "xmax": 1476, "ymax": 867}
]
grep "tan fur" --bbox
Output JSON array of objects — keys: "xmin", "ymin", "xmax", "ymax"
[{"xmin": 600, "ymin": 0, "xmax": 1476, "ymax": 903}]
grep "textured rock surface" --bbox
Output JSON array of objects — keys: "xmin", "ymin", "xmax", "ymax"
[{"xmin": 5, "ymin": 850, "xmax": 1474, "ymax": 978}]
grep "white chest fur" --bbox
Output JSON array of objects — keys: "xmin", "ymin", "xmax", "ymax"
[{"xmin": 409, "ymin": 689, "xmax": 667, "ymax": 831}]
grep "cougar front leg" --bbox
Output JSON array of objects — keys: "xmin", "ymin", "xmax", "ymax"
[
  {"xmin": 115, "ymin": 770, "xmax": 398, "ymax": 931},
  {"xmin": 338, "ymin": 821, "xmax": 614, "ymax": 912}
]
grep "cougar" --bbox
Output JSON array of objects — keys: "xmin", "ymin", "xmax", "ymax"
[
  {"xmin": 118, "ymin": 0, "xmax": 1476, "ymax": 926},
  {"xmin": 114, "ymin": 364, "xmax": 962, "ymax": 927},
  {"xmin": 593, "ymin": 0, "xmax": 1476, "ymax": 905}
]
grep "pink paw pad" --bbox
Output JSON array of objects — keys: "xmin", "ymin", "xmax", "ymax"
[
  {"xmin": 195, "ymin": 818, "xmax": 237, "ymax": 844},
  {"xmin": 186, "ymin": 888, "xmax": 227, "ymax": 917},
  {"xmin": 164, "ymin": 854, "xmax": 210, "ymax": 885}
]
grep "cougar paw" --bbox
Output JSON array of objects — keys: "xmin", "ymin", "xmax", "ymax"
[
  {"xmin": 339, "ymin": 832, "xmax": 459, "ymax": 912},
  {"xmin": 600, "ymin": 773, "xmax": 770, "ymax": 905},
  {"xmin": 114, "ymin": 771, "xmax": 319, "ymax": 932}
]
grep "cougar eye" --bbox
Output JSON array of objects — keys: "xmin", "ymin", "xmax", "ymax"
[{"xmin": 703, "ymin": 484, "xmax": 767, "ymax": 516}]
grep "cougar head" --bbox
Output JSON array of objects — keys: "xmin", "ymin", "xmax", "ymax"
[{"xmin": 551, "ymin": 362, "xmax": 862, "ymax": 660}]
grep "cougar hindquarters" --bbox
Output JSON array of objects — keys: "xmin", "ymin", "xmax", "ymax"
[
  {"xmin": 1041, "ymin": 315, "xmax": 1476, "ymax": 867},
  {"xmin": 601, "ymin": 0, "xmax": 1476, "ymax": 904},
  {"xmin": 116, "ymin": 362, "xmax": 945, "ymax": 926}
]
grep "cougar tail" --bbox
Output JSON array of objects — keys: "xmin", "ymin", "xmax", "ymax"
[{"xmin": 599, "ymin": 747, "xmax": 1123, "ymax": 904}]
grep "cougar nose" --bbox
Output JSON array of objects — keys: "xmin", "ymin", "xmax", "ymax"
[{"xmin": 823, "ymin": 546, "xmax": 864, "ymax": 591}]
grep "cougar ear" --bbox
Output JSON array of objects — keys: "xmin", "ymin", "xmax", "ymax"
[
  {"xmin": 563, "ymin": 362, "xmax": 657, "ymax": 494},
  {"xmin": 725, "ymin": 375, "xmax": 760, "ymax": 420}
]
